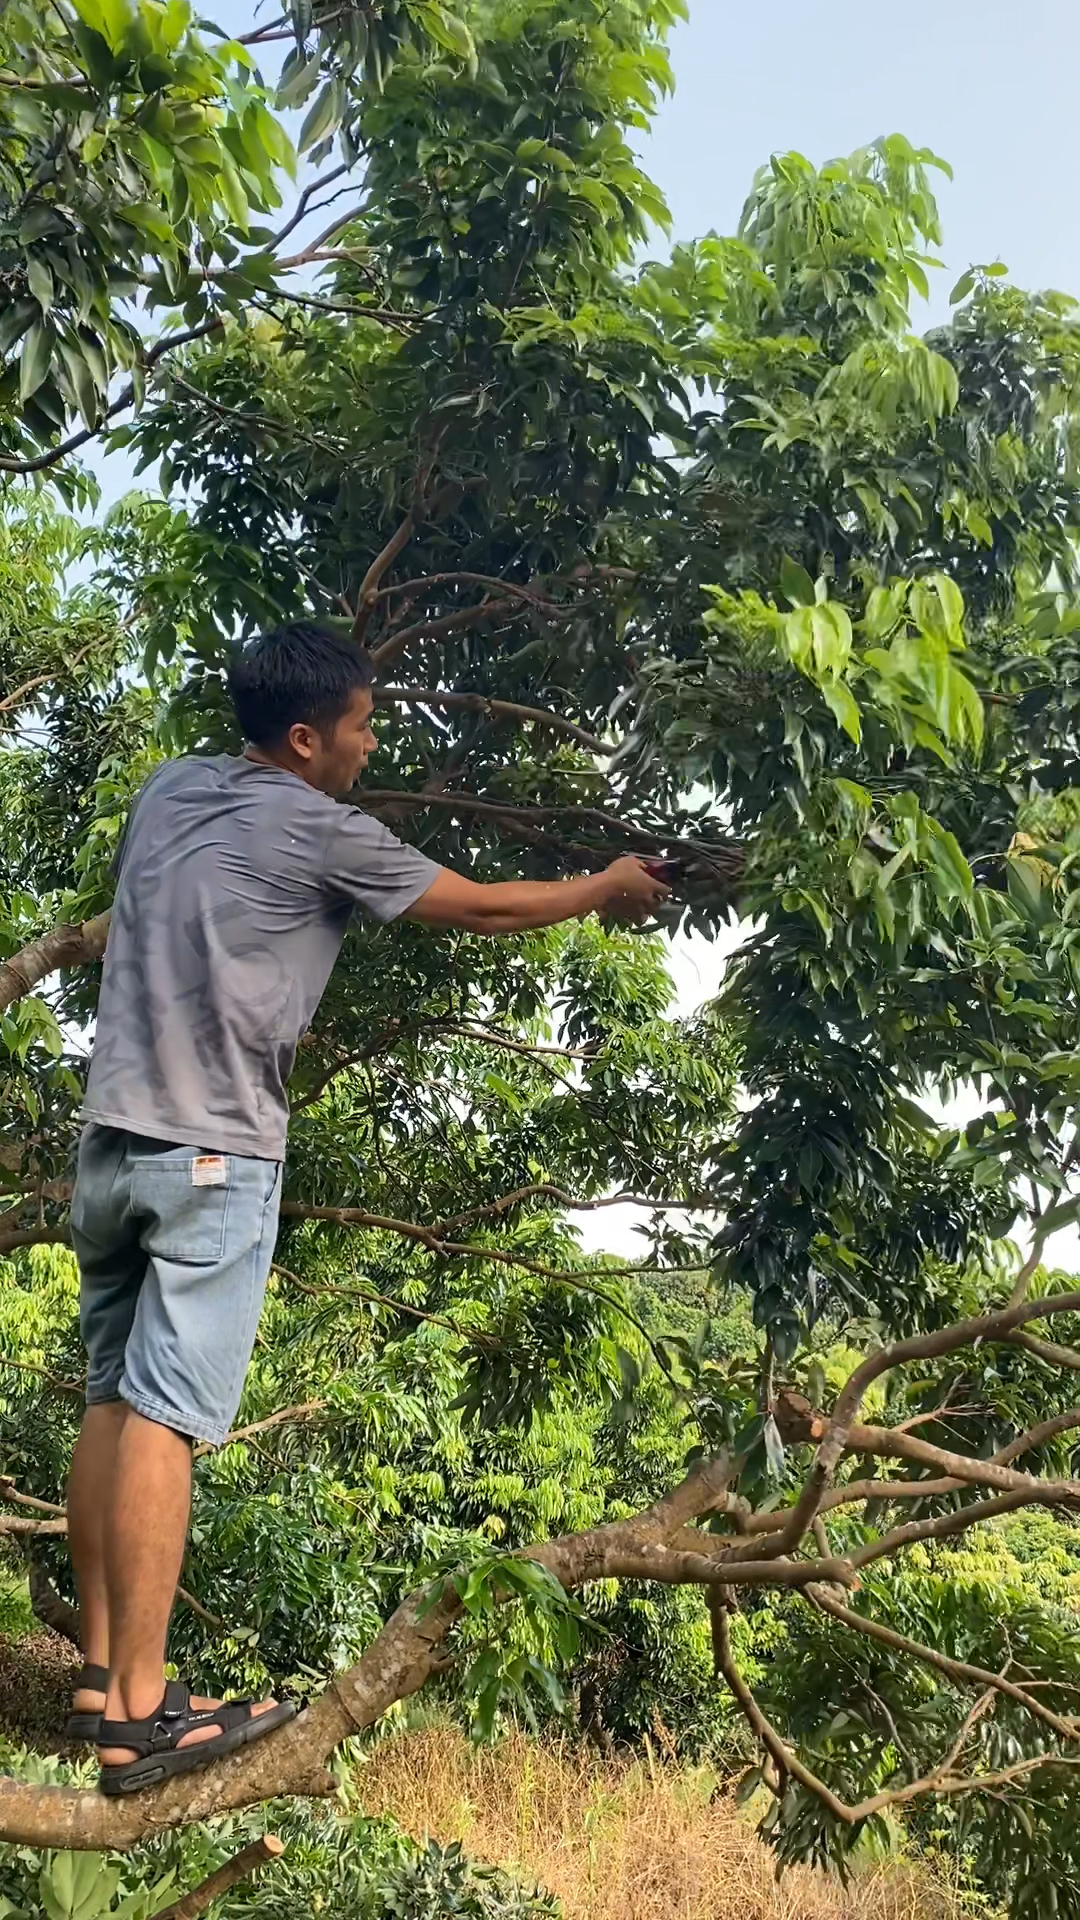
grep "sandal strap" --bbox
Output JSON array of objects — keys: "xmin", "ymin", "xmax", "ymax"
[
  {"xmin": 99, "ymin": 1681, "xmax": 261, "ymax": 1757},
  {"xmin": 74, "ymin": 1662, "xmax": 109, "ymax": 1693}
]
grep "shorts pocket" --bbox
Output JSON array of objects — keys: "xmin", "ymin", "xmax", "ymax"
[{"xmin": 130, "ymin": 1156, "xmax": 233, "ymax": 1265}]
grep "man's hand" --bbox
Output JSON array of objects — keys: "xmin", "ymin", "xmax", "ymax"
[{"xmin": 596, "ymin": 855, "xmax": 673, "ymax": 925}]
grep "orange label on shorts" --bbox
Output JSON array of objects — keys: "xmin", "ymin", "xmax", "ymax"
[{"xmin": 191, "ymin": 1155, "xmax": 228, "ymax": 1187}]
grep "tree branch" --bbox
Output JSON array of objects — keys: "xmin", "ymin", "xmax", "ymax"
[
  {"xmin": 26, "ymin": 1556, "xmax": 80, "ymax": 1646},
  {"xmin": 376, "ymin": 687, "xmax": 611, "ymax": 755},
  {"xmin": 0, "ymin": 321, "xmax": 222, "ymax": 476},
  {"xmin": 717, "ymin": 1606, "xmax": 1077, "ymax": 1828},
  {"xmin": 0, "ymin": 638, "xmax": 100, "ymax": 719},
  {"xmin": 155, "ymin": 1835, "xmax": 285, "ymax": 1920},
  {"xmin": 0, "ymin": 911, "xmax": 110, "ymax": 1013},
  {"xmin": 804, "ymin": 1583, "xmax": 1079, "ymax": 1743},
  {"xmin": 357, "ymin": 788, "xmax": 744, "ymax": 878},
  {"xmin": 192, "ymin": 1401, "xmax": 327, "ymax": 1460},
  {"xmin": 769, "ymin": 1286, "xmax": 1080, "ymax": 1556},
  {"xmin": 436, "ymin": 1183, "xmax": 698, "ymax": 1235},
  {"xmin": 352, "ymin": 506, "xmax": 422, "ymax": 644},
  {"xmin": 268, "ymin": 164, "xmax": 349, "ymax": 249},
  {"xmin": 369, "ymin": 598, "xmax": 531, "ymax": 669}
]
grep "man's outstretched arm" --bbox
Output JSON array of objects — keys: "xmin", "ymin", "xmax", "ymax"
[{"xmin": 404, "ymin": 855, "xmax": 670, "ymax": 934}]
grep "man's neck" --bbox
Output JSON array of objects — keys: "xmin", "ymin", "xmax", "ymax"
[{"xmin": 243, "ymin": 745, "xmax": 297, "ymax": 778}]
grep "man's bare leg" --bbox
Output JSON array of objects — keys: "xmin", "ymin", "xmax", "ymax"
[
  {"xmin": 99, "ymin": 1409, "xmax": 274, "ymax": 1764},
  {"xmin": 67, "ymin": 1401, "xmax": 224, "ymax": 1722},
  {"xmin": 67, "ymin": 1400, "xmax": 127, "ymax": 1708}
]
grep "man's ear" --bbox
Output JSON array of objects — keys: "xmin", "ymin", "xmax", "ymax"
[{"xmin": 287, "ymin": 722, "xmax": 316, "ymax": 763}]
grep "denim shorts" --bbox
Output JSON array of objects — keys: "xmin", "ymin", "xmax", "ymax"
[{"xmin": 71, "ymin": 1123, "xmax": 282, "ymax": 1446}]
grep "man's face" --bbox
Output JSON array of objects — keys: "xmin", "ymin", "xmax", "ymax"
[{"xmin": 291, "ymin": 686, "xmax": 377, "ymax": 796}]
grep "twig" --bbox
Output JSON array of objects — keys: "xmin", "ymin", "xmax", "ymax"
[
  {"xmin": 436, "ymin": 1183, "xmax": 697, "ymax": 1234},
  {"xmin": 175, "ymin": 1584, "xmax": 225, "ymax": 1633},
  {"xmin": 278, "ymin": 1263, "xmax": 498, "ymax": 1347},
  {"xmin": 716, "ymin": 1605, "xmax": 1077, "ymax": 1826},
  {"xmin": 268, "ymin": 164, "xmax": 349, "ymax": 250},
  {"xmin": 192, "ymin": 1401, "xmax": 326, "ymax": 1460}
]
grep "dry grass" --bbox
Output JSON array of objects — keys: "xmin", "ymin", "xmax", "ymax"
[{"xmin": 359, "ymin": 1721, "xmax": 971, "ymax": 1920}]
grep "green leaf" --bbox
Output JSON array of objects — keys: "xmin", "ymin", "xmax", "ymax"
[
  {"xmin": 411, "ymin": 2, "xmax": 477, "ymax": 72},
  {"xmin": 1007, "ymin": 854, "xmax": 1050, "ymax": 923},
  {"xmin": 26, "ymin": 256, "xmax": 54, "ymax": 315},
  {"xmin": 821, "ymin": 678, "xmax": 861, "ymax": 743},
  {"xmin": 71, "ymin": 0, "xmax": 135, "ymax": 54},
  {"xmin": 1035, "ymin": 1196, "xmax": 1080, "ymax": 1241},
  {"xmin": 779, "ymin": 553, "xmax": 814, "ymax": 607},
  {"xmin": 275, "ymin": 45, "xmax": 321, "ymax": 108},
  {"xmin": 763, "ymin": 1413, "xmax": 786, "ymax": 1478},
  {"xmin": 949, "ymin": 270, "xmax": 974, "ymax": 305},
  {"xmin": 297, "ymin": 77, "xmax": 343, "ymax": 155},
  {"xmin": 927, "ymin": 826, "xmax": 973, "ymax": 903},
  {"xmin": 19, "ymin": 320, "xmax": 53, "ymax": 402},
  {"xmin": 810, "ymin": 602, "xmax": 852, "ymax": 677}
]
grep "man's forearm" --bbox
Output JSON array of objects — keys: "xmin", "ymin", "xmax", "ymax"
[
  {"xmin": 404, "ymin": 855, "xmax": 665, "ymax": 934},
  {"xmin": 457, "ymin": 872, "xmax": 612, "ymax": 933}
]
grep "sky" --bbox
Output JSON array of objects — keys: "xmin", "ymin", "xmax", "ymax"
[
  {"xmin": 647, "ymin": 0, "xmax": 1080, "ymax": 324},
  {"xmin": 85, "ymin": 0, "xmax": 1080, "ymax": 1263}
]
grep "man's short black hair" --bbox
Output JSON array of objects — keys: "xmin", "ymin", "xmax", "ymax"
[{"xmin": 227, "ymin": 622, "xmax": 373, "ymax": 746}]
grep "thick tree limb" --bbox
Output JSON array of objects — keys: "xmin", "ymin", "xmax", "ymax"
[
  {"xmin": 834, "ymin": 1419, "xmax": 1080, "ymax": 1504},
  {"xmin": 0, "ymin": 1452, "xmax": 746, "ymax": 1847},
  {"xmin": 0, "ymin": 912, "xmax": 110, "ymax": 1013},
  {"xmin": 1009, "ymin": 1328, "xmax": 1080, "ymax": 1370},
  {"xmin": 763, "ymin": 1288, "xmax": 1080, "ymax": 1558}
]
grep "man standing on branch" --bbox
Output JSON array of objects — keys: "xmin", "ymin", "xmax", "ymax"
[{"xmin": 63, "ymin": 622, "xmax": 670, "ymax": 1795}]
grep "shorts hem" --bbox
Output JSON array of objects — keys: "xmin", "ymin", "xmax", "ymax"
[
  {"xmin": 118, "ymin": 1380, "xmax": 228, "ymax": 1447},
  {"xmin": 85, "ymin": 1384, "xmax": 125, "ymax": 1407}
]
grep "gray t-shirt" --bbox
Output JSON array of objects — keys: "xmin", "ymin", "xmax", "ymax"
[{"xmin": 82, "ymin": 755, "xmax": 441, "ymax": 1160}]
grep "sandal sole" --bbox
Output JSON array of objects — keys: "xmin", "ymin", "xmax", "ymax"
[{"xmin": 98, "ymin": 1699, "xmax": 300, "ymax": 1796}]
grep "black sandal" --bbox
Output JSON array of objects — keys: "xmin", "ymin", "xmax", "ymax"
[
  {"xmin": 65, "ymin": 1662, "xmax": 109, "ymax": 1743},
  {"xmin": 98, "ymin": 1679, "xmax": 299, "ymax": 1796}
]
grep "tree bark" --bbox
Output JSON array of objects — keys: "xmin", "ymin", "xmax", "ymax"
[{"xmin": 0, "ymin": 913, "xmax": 110, "ymax": 1013}]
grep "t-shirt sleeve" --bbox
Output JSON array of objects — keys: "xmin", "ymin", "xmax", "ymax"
[
  {"xmin": 322, "ymin": 805, "xmax": 443, "ymax": 923},
  {"xmin": 110, "ymin": 764, "xmax": 168, "ymax": 882}
]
